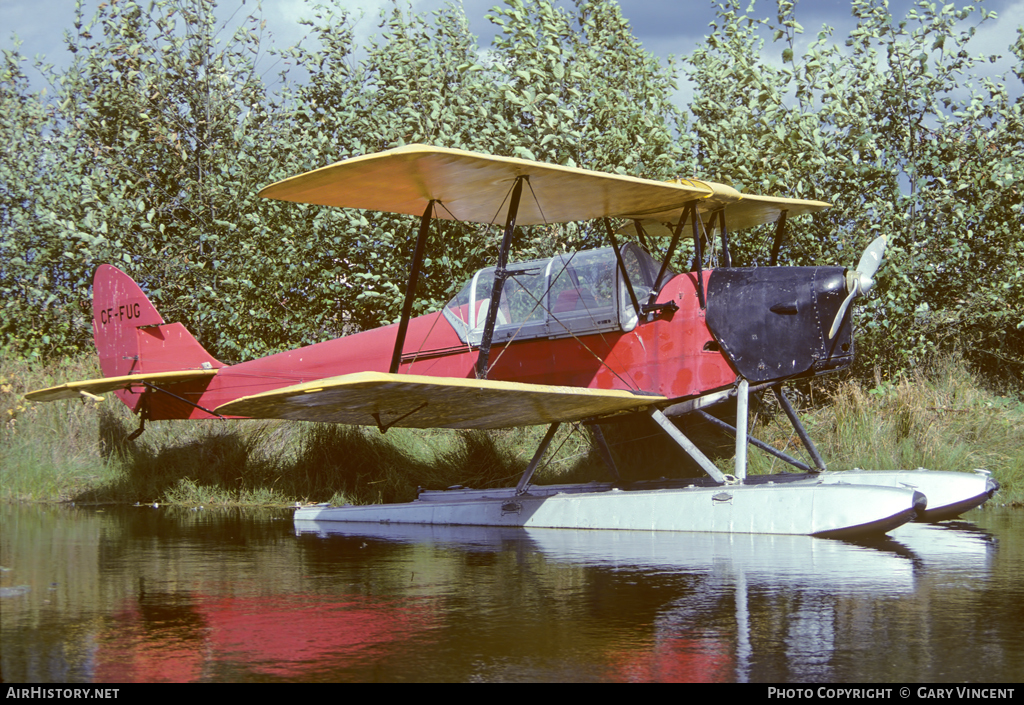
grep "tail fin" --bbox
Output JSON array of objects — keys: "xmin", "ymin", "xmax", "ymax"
[{"xmin": 92, "ymin": 264, "xmax": 222, "ymax": 379}]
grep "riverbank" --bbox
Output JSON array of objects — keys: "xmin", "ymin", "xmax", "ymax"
[{"xmin": 2, "ymin": 354, "xmax": 1021, "ymax": 507}]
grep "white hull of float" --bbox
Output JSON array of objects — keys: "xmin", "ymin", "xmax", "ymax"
[
  {"xmin": 814, "ymin": 469, "xmax": 998, "ymax": 522},
  {"xmin": 295, "ymin": 480, "xmax": 925, "ymax": 539}
]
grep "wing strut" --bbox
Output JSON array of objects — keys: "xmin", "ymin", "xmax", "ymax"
[
  {"xmin": 476, "ymin": 176, "xmax": 525, "ymax": 379},
  {"xmin": 604, "ymin": 218, "xmax": 640, "ymax": 317},
  {"xmin": 769, "ymin": 209, "xmax": 789, "ymax": 266},
  {"xmin": 390, "ymin": 200, "xmax": 435, "ymax": 374},
  {"xmin": 652, "ymin": 204, "xmax": 693, "ymax": 306},
  {"xmin": 717, "ymin": 209, "xmax": 732, "ymax": 267},
  {"xmin": 632, "ymin": 219, "xmax": 650, "ymax": 251},
  {"xmin": 692, "ymin": 207, "xmax": 706, "ymax": 309}
]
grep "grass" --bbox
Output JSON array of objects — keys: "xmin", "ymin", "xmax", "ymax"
[
  {"xmin": 0, "ymin": 353, "xmax": 607, "ymax": 506},
  {"xmin": 2, "ymin": 352, "xmax": 1022, "ymax": 507},
  {"xmin": 744, "ymin": 356, "xmax": 1024, "ymax": 504}
]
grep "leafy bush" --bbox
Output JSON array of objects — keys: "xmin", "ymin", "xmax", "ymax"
[{"xmin": 2, "ymin": 0, "xmax": 1021, "ymax": 386}]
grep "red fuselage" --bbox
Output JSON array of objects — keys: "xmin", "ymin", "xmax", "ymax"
[{"xmin": 139, "ymin": 270, "xmax": 737, "ymax": 421}]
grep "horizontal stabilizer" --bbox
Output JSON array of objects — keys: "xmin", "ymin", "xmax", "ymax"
[
  {"xmin": 25, "ymin": 369, "xmax": 219, "ymax": 402},
  {"xmin": 215, "ymin": 371, "xmax": 665, "ymax": 430}
]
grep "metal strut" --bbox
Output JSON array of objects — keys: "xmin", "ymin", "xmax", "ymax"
[
  {"xmin": 142, "ymin": 381, "xmax": 225, "ymax": 419},
  {"xmin": 647, "ymin": 407, "xmax": 729, "ymax": 484},
  {"xmin": 515, "ymin": 422, "xmax": 561, "ymax": 495},
  {"xmin": 717, "ymin": 209, "xmax": 732, "ymax": 267},
  {"xmin": 476, "ymin": 177, "xmax": 525, "ymax": 379},
  {"xmin": 772, "ymin": 385, "xmax": 827, "ymax": 473},
  {"xmin": 126, "ymin": 381, "xmax": 224, "ymax": 440},
  {"xmin": 652, "ymin": 204, "xmax": 692, "ymax": 306},
  {"xmin": 589, "ymin": 424, "xmax": 623, "ymax": 484},
  {"xmin": 769, "ymin": 210, "xmax": 789, "ymax": 266},
  {"xmin": 371, "ymin": 401, "xmax": 428, "ymax": 435},
  {"xmin": 734, "ymin": 378, "xmax": 749, "ymax": 480},
  {"xmin": 390, "ymin": 200, "xmax": 435, "ymax": 374},
  {"xmin": 694, "ymin": 411, "xmax": 813, "ymax": 473},
  {"xmin": 692, "ymin": 207, "xmax": 706, "ymax": 309},
  {"xmin": 632, "ymin": 219, "xmax": 650, "ymax": 252},
  {"xmin": 604, "ymin": 218, "xmax": 640, "ymax": 318}
]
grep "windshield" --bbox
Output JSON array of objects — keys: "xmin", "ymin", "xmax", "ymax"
[{"xmin": 443, "ymin": 245, "xmax": 674, "ymax": 346}]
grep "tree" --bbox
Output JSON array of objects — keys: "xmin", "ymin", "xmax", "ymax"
[
  {"xmin": 683, "ymin": 0, "xmax": 1023, "ymax": 380},
  {"xmin": 4, "ymin": 0, "xmax": 1020, "ymax": 385},
  {"xmin": 0, "ymin": 42, "xmax": 91, "ymax": 357},
  {"xmin": 268, "ymin": 0, "xmax": 687, "ymax": 329}
]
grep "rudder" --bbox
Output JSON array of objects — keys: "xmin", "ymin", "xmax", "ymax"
[
  {"xmin": 92, "ymin": 264, "xmax": 164, "ymax": 377},
  {"xmin": 92, "ymin": 265, "xmax": 222, "ymax": 409}
]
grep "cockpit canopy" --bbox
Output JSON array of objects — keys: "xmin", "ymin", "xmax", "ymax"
[{"xmin": 443, "ymin": 244, "xmax": 673, "ymax": 346}]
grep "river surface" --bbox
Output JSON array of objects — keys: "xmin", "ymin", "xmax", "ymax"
[{"xmin": 1, "ymin": 503, "xmax": 1022, "ymax": 683}]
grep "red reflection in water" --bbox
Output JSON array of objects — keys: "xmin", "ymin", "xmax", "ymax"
[
  {"xmin": 93, "ymin": 593, "xmax": 436, "ymax": 682},
  {"xmin": 602, "ymin": 635, "xmax": 733, "ymax": 683}
]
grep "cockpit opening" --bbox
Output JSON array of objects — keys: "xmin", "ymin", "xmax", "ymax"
[{"xmin": 443, "ymin": 244, "xmax": 673, "ymax": 346}]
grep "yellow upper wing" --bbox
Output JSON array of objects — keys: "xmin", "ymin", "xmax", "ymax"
[
  {"xmin": 259, "ymin": 144, "xmax": 712, "ymax": 225},
  {"xmin": 260, "ymin": 144, "xmax": 829, "ymax": 230},
  {"xmin": 626, "ymin": 180, "xmax": 830, "ymax": 231},
  {"xmin": 215, "ymin": 371, "xmax": 664, "ymax": 430},
  {"xmin": 25, "ymin": 369, "xmax": 219, "ymax": 402}
]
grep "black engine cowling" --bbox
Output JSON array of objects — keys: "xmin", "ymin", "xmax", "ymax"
[{"xmin": 704, "ymin": 267, "xmax": 854, "ymax": 383}]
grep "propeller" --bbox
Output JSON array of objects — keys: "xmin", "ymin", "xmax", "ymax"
[{"xmin": 828, "ymin": 234, "xmax": 888, "ymax": 339}]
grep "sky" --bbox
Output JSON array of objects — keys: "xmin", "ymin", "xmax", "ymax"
[{"xmin": 3, "ymin": 0, "xmax": 1022, "ymax": 107}]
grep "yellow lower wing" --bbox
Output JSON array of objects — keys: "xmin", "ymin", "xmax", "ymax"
[
  {"xmin": 215, "ymin": 372, "xmax": 664, "ymax": 430},
  {"xmin": 26, "ymin": 369, "xmax": 219, "ymax": 402}
]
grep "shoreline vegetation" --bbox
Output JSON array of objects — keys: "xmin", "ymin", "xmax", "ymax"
[{"xmin": 2, "ymin": 354, "xmax": 1021, "ymax": 509}]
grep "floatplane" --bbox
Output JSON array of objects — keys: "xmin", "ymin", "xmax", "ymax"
[{"xmin": 27, "ymin": 145, "xmax": 998, "ymax": 538}]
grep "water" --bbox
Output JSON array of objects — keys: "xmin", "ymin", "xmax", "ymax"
[{"xmin": 2, "ymin": 503, "xmax": 1022, "ymax": 683}]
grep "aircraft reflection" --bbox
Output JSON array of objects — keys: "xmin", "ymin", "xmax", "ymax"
[
  {"xmin": 294, "ymin": 520, "xmax": 995, "ymax": 682},
  {"xmin": 93, "ymin": 590, "xmax": 438, "ymax": 682}
]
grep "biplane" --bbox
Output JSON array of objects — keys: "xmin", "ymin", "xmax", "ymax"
[{"xmin": 27, "ymin": 145, "xmax": 998, "ymax": 537}]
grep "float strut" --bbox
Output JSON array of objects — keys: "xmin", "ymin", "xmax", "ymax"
[
  {"xmin": 516, "ymin": 422, "xmax": 561, "ymax": 495},
  {"xmin": 695, "ymin": 410, "xmax": 813, "ymax": 473},
  {"xmin": 772, "ymin": 385, "xmax": 827, "ymax": 473},
  {"xmin": 648, "ymin": 407, "xmax": 728, "ymax": 484},
  {"xmin": 735, "ymin": 378, "xmax": 749, "ymax": 480}
]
